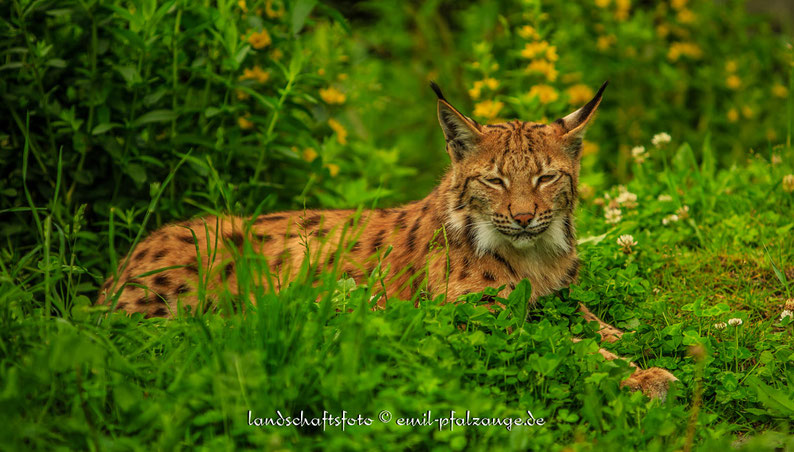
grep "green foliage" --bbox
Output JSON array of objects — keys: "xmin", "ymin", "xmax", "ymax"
[{"xmin": 1, "ymin": 0, "xmax": 794, "ymax": 450}]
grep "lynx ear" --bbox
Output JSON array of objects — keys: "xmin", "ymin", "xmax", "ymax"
[
  {"xmin": 555, "ymin": 81, "xmax": 608, "ymax": 158},
  {"xmin": 431, "ymin": 81, "xmax": 483, "ymax": 161}
]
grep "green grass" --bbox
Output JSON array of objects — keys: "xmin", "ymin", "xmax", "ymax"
[
  {"xmin": 2, "ymin": 138, "xmax": 794, "ymax": 451},
  {"xmin": 2, "ymin": 1, "xmax": 794, "ymax": 450}
]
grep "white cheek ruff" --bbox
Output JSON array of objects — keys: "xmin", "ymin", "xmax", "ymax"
[
  {"xmin": 537, "ymin": 216, "xmax": 571, "ymax": 256},
  {"xmin": 473, "ymin": 220, "xmax": 508, "ymax": 256}
]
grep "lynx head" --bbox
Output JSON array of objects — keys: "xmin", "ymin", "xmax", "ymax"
[{"xmin": 432, "ymin": 81, "xmax": 607, "ymax": 256}]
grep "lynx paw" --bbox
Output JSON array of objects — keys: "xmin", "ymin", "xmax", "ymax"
[{"xmin": 621, "ymin": 367, "xmax": 678, "ymax": 400}]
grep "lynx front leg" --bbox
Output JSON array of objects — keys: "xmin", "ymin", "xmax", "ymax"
[
  {"xmin": 572, "ymin": 337, "xmax": 678, "ymax": 399},
  {"xmin": 576, "ymin": 304, "xmax": 678, "ymax": 399},
  {"xmin": 578, "ymin": 303, "xmax": 624, "ymax": 343}
]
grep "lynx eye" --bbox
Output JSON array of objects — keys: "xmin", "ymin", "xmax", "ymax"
[
  {"xmin": 537, "ymin": 174, "xmax": 557, "ymax": 184},
  {"xmin": 484, "ymin": 177, "xmax": 504, "ymax": 187}
]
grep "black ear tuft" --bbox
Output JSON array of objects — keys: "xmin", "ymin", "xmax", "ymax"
[
  {"xmin": 556, "ymin": 80, "xmax": 609, "ymax": 139},
  {"xmin": 576, "ymin": 81, "xmax": 608, "ymax": 123},
  {"xmin": 429, "ymin": 81, "xmax": 447, "ymax": 102},
  {"xmin": 598, "ymin": 80, "xmax": 609, "ymax": 94}
]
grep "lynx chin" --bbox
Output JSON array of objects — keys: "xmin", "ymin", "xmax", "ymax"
[{"xmin": 97, "ymin": 80, "xmax": 678, "ymax": 399}]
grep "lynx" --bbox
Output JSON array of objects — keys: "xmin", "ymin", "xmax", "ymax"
[{"xmin": 97, "ymin": 81, "xmax": 677, "ymax": 398}]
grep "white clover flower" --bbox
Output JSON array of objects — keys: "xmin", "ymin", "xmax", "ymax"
[
  {"xmin": 631, "ymin": 146, "xmax": 648, "ymax": 164},
  {"xmin": 657, "ymin": 194, "xmax": 673, "ymax": 202},
  {"xmin": 785, "ymin": 299, "xmax": 794, "ymax": 311},
  {"xmin": 676, "ymin": 205, "xmax": 690, "ymax": 219},
  {"xmin": 605, "ymin": 207, "xmax": 622, "ymax": 224},
  {"xmin": 771, "ymin": 154, "xmax": 782, "ymax": 165},
  {"xmin": 652, "ymin": 132, "xmax": 672, "ymax": 147},
  {"xmin": 713, "ymin": 322, "xmax": 727, "ymax": 330},
  {"xmin": 617, "ymin": 234, "xmax": 637, "ymax": 253},
  {"xmin": 662, "ymin": 214, "xmax": 679, "ymax": 225},
  {"xmin": 728, "ymin": 318, "xmax": 743, "ymax": 327},
  {"xmin": 781, "ymin": 310, "xmax": 793, "ymax": 321},
  {"xmin": 783, "ymin": 174, "xmax": 794, "ymax": 193},
  {"xmin": 616, "ymin": 190, "xmax": 638, "ymax": 209},
  {"xmin": 617, "ymin": 234, "xmax": 637, "ymax": 246}
]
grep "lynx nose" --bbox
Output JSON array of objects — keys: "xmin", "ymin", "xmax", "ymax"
[{"xmin": 513, "ymin": 212, "xmax": 535, "ymax": 227}]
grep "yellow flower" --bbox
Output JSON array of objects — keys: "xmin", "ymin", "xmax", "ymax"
[
  {"xmin": 545, "ymin": 45, "xmax": 559, "ymax": 62},
  {"xmin": 302, "ymin": 147, "xmax": 318, "ymax": 162},
  {"xmin": 520, "ymin": 41, "xmax": 549, "ymax": 59},
  {"xmin": 727, "ymin": 108, "xmax": 739, "ymax": 122},
  {"xmin": 338, "ymin": 73, "xmax": 348, "ymax": 81},
  {"xmin": 469, "ymin": 78, "xmax": 499, "ymax": 100},
  {"xmin": 656, "ymin": 24, "xmax": 670, "ymax": 38},
  {"xmin": 518, "ymin": 25, "xmax": 539, "ymax": 40},
  {"xmin": 239, "ymin": 66, "xmax": 270, "ymax": 83},
  {"xmin": 667, "ymin": 42, "xmax": 702, "ymax": 61},
  {"xmin": 317, "ymin": 68, "xmax": 326, "ymax": 76},
  {"xmin": 324, "ymin": 163, "xmax": 340, "ymax": 177},
  {"xmin": 271, "ymin": 49, "xmax": 283, "ymax": 61},
  {"xmin": 238, "ymin": 115, "xmax": 254, "ymax": 130},
  {"xmin": 614, "ymin": 0, "xmax": 630, "ymax": 21},
  {"xmin": 473, "ymin": 100, "xmax": 504, "ymax": 119},
  {"xmin": 525, "ymin": 60, "xmax": 558, "ymax": 82},
  {"xmin": 328, "ymin": 118, "xmax": 348, "ymax": 145},
  {"xmin": 725, "ymin": 60, "xmax": 738, "ymax": 73},
  {"xmin": 483, "ymin": 77, "xmax": 499, "ymax": 90},
  {"xmin": 528, "ymin": 84, "xmax": 559, "ymax": 104},
  {"xmin": 468, "ymin": 81, "xmax": 483, "ymax": 100},
  {"xmin": 247, "ymin": 29, "xmax": 271, "ymax": 49},
  {"xmin": 671, "ymin": 0, "xmax": 687, "ymax": 10},
  {"xmin": 676, "ymin": 9, "xmax": 696, "ymax": 24},
  {"xmin": 582, "ymin": 141, "xmax": 599, "ymax": 156},
  {"xmin": 726, "ymin": 74, "xmax": 741, "ymax": 90},
  {"xmin": 320, "ymin": 87, "xmax": 346, "ymax": 104},
  {"xmin": 597, "ymin": 35, "xmax": 616, "ymax": 51},
  {"xmin": 236, "ymin": 89, "xmax": 250, "ymax": 100},
  {"xmin": 741, "ymin": 105, "xmax": 754, "ymax": 119},
  {"xmin": 772, "ymin": 84, "xmax": 788, "ymax": 98},
  {"xmin": 567, "ymin": 84, "xmax": 595, "ymax": 105},
  {"xmin": 265, "ymin": 0, "xmax": 285, "ymax": 18},
  {"xmin": 238, "ymin": 0, "xmax": 248, "ymax": 13},
  {"xmin": 595, "ymin": 0, "xmax": 610, "ymax": 8}
]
